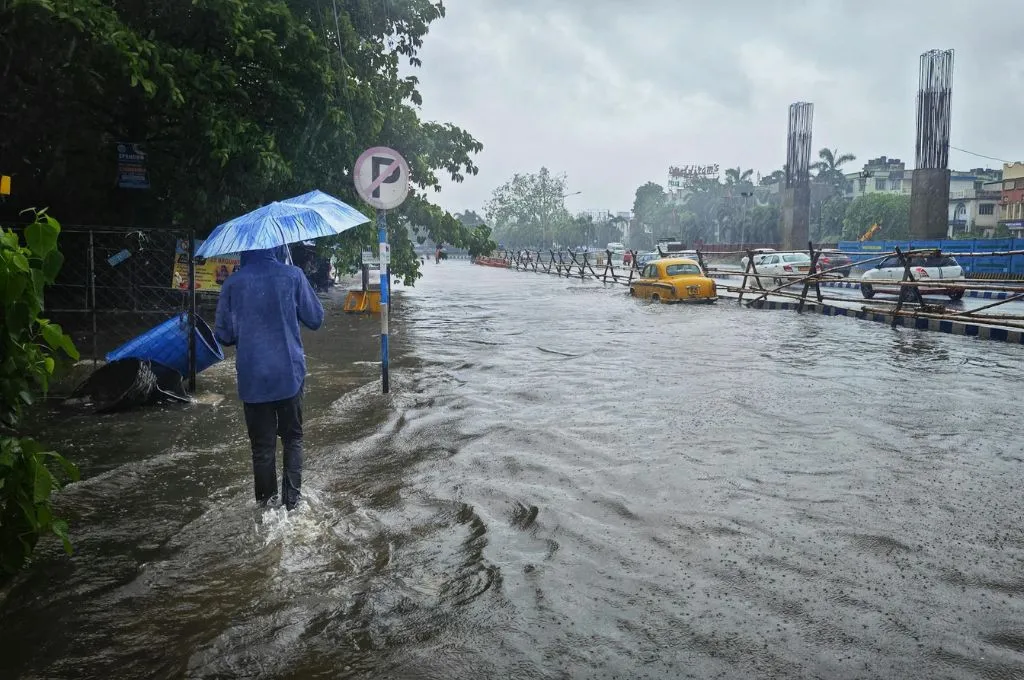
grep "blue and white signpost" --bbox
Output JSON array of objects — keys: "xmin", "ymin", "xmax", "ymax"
[{"xmin": 354, "ymin": 146, "xmax": 411, "ymax": 394}]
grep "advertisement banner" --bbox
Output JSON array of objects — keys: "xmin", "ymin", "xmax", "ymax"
[
  {"xmin": 171, "ymin": 239, "xmax": 240, "ymax": 292},
  {"xmin": 116, "ymin": 142, "xmax": 149, "ymax": 189}
]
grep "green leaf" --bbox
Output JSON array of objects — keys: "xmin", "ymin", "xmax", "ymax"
[
  {"xmin": 33, "ymin": 459, "xmax": 55, "ymax": 503},
  {"xmin": 39, "ymin": 450, "xmax": 80, "ymax": 482},
  {"xmin": 40, "ymin": 322, "xmax": 79, "ymax": 360},
  {"xmin": 25, "ymin": 220, "xmax": 59, "ymax": 257},
  {"xmin": 43, "ymin": 250, "xmax": 64, "ymax": 282},
  {"xmin": 8, "ymin": 250, "xmax": 30, "ymax": 273},
  {"xmin": 52, "ymin": 520, "xmax": 73, "ymax": 555},
  {"xmin": 4, "ymin": 268, "xmax": 27, "ymax": 302}
]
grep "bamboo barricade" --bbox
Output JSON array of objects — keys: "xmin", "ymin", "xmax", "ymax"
[
  {"xmin": 498, "ymin": 248, "xmax": 644, "ymax": 286},
  {"xmin": 717, "ymin": 244, "xmax": 1024, "ymax": 332},
  {"xmin": 483, "ymin": 243, "xmax": 1024, "ymax": 334}
]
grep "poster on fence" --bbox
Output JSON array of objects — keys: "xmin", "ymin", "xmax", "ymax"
[{"xmin": 171, "ymin": 239, "xmax": 241, "ymax": 292}]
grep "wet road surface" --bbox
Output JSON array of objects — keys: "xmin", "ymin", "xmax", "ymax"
[{"xmin": 2, "ymin": 261, "xmax": 1023, "ymax": 679}]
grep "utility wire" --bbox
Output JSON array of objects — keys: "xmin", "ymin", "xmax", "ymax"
[{"xmin": 949, "ymin": 145, "xmax": 1012, "ymax": 164}]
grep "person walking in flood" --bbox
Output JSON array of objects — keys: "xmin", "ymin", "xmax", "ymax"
[{"xmin": 214, "ymin": 245, "xmax": 324, "ymax": 511}]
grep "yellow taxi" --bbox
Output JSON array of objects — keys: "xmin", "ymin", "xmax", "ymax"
[{"xmin": 629, "ymin": 257, "xmax": 718, "ymax": 303}]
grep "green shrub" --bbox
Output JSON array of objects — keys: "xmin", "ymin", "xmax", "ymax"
[{"xmin": 1, "ymin": 211, "xmax": 80, "ymax": 577}]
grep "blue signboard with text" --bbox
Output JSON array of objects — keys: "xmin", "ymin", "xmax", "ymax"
[{"xmin": 116, "ymin": 142, "xmax": 149, "ymax": 189}]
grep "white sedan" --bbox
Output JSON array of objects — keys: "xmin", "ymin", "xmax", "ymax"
[
  {"xmin": 739, "ymin": 248, "xmax": 776, "ymax": 271},
  {"xmin": 746, "ymin": 252, "xmax": 812, "ymax": 286},
  {"xmin": 860, "ymin": 254, "xmax": 965, "ymax": 300}
]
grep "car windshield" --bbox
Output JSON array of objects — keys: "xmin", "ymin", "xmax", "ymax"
[
  {"xmin": 665, "ymin": 263, "xmax": 701, "ymax": 276},
  {"xmin": 782, "ymin": 254, "xmax": 810, "ymax": 262}
]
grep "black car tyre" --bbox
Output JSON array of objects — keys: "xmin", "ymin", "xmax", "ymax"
[
  {"xmin": 651, "ymin": 294, "xmax": 661, "ymax": 302},
  {"xmin": 948, "ymin": 289, "xmax": 964, "ymax": 301},
  {"xmin": 861, "ymin": 283, "xmax": 875, "ymax": 299}
]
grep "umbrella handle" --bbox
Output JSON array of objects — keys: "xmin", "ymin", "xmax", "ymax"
[{"xmin": 275, "ymin": 223, "xmax": 294, "ymax": 265}]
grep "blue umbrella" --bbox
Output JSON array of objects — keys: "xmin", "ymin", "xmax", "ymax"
[{"xmin": 195, "ymin": 190, "xmax": 371, "ymax": 258}]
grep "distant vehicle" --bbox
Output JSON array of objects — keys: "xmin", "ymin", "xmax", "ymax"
[
  {"xmin": 860, "ymin": 254, "xmax": 965, "ymax": 300},
  {"xmin": 752, "ymin": 252, "xmax": 812, "ymax": 286},
  {"xmin": 739, "ymin": 248, "xmax": 777, "ymax": 271},
  {"xmin": 816, "ymin": 250, "xmax": 853, "ymax": 277},
  {"xmin": 636, "ymin": 251, "xmax": 660, "ymax": 268},
  {"xmin": 606, "ymin": 242, "xmax": 626, "ymax": 252},
  {"xmin": 629, "ymin": 257, "xmax": 718, "ymax": 304}
]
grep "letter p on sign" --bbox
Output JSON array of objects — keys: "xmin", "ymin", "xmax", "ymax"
[{"xmin": 354, "ymin": 147, "xmax": 411, "ymax": 210}]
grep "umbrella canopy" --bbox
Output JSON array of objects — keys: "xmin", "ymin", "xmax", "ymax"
[{"xmin": 195, "ymin": 190, "xmax": 370, "ymax": 258}]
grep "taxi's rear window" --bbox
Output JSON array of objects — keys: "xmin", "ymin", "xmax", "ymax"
[{"xmin": 665, "ymin": 264, "xmax": 701, "ymax": 276}]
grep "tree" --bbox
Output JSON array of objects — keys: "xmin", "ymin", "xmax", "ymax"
[
  {"xmin": 746, "ymin": 205, "xmax": 781, "ymax": 243},
  {"xmin": 1, "ymin": 212, "xmax": 80, "ymax": 578},
  {"xmin": 0, "ymin": 0, "xmax": 491, "ymax": 285},
  {"xmin": 724, "ymin": 167, "xmax": 755, "ymax": 187},
  {"xmin": 813, "ymin": 148, "xmax": 856, "ymax": 190},
  {"xmin": 817, "ymin": 195, "xmax": 848, "ymax": 242},
  {"xmin": 841, "ymin": 193, "xmax": 911, "ymax": 241},
  {"xmin": 760, "ymin": 170, "xmax": 786, "ymax": 187},
  {"xmin": 484, "ymin": 168, "xmax": 573, "ymax": 248},
  {"xmin": 630, "ymin": 183, "xmax": 668, "ymax": 247},
  {"xmin": 454, "ymin": 210, "xmax": 486, "ymax": 228}
]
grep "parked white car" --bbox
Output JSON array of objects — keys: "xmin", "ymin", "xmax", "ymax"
[
  {"xmin": 747, "ymin": 252, "xmax": 812, "ymax": 286},
  {"xmin": 860, "ymin": 254, "xmax": 965, "ymax": 300}
]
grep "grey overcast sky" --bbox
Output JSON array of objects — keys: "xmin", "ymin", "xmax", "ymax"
[{"xmin": 409, "ymin": 0, "xmax": 1024, "ymax": 215}]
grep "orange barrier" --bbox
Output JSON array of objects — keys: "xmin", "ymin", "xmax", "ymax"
[{"xmin": 473, "ymin": 256, "xmax": 509, "ymax": 268}]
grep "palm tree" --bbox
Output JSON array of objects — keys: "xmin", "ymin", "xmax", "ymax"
[
  {"xmin": 812, "ymin": 148, "xmax": 856, "ymax": 189},
  {"xmin": 724, "ymin": 167, "xmax": 754, "ymax": 186}
]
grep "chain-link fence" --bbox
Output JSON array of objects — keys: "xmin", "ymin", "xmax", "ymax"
[{"xmin": 37, "ymin": 226, "xmax": 216, "ymax": 366}]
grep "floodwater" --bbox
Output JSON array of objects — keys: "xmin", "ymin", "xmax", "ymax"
[{"xmin": 2, "ymin": 261, "xmax": 1023, "ymax": 679}]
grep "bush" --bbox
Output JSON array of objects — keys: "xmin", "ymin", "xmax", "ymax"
[{"xmin": 1, "ymin": 211, "xmax": 80, "ymax": 577}]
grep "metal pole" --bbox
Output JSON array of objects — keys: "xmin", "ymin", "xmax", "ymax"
[
  {"xmin": 378, "ymin": 210, "xmax": 390, "ymax": 393},
  {"xmin": 88, "ymin": 231, "xmax": 97, "ymax": 364},
  {"xmin": 187, "ymin": 230, "xmax": 197, "ymax": 393}
]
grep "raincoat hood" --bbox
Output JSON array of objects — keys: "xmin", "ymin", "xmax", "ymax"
[{"xmin": 240, "ymin": 245, "xmax": 289, "ymax": 267}]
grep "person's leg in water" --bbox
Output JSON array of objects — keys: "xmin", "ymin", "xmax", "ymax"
[
  {"xmin": 277, "ymin": 390, "xmax": 304, "ymax": 510},
  {"xmin": 244, "ymin": 402, "xmax": 279, "ymax": 507}
]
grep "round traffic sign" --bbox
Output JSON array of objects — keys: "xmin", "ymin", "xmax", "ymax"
[{"xmin": 353, "ymin": 146, "xmax": 411, "ymax": 210}]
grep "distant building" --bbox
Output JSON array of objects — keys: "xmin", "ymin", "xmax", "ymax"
[
  {"xmin": 836, "ymin": 156, "xmax": 1003, "ymax": 237},
  {"xmin": 842, "ymin": 157, "xmax": 910, "ymax": 199},
  {"xmin": 999, "ymin": 162, "xmax": 1024, "ymax": 235}
]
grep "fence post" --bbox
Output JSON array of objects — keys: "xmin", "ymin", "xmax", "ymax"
[
  {"xmin": 187, "ymin": 229, "xmax": 197, "ymax": 393},
  {"xmin": 88, "ymin": 230, "xmax": 97, "ymax": 364}
]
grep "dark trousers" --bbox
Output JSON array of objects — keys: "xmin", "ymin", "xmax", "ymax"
[{"xmin": 243, "ymin": 391, "xmax": 303, "ymax": 510}]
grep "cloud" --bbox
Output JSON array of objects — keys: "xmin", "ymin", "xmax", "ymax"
[{"xmin": 409, "ymin": 0, "xmax": 1024, "ymax": 215}]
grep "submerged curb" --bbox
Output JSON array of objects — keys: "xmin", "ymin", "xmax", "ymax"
[{"xmin": 740, "ymin": 297, "xmax": 1024, "ymax": 345}]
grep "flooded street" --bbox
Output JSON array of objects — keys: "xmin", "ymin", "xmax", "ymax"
[{"xmin": 2, "ymin": 261, "xmax": 1023, "ymax": 679}]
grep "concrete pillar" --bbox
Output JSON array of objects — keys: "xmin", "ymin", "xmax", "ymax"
[
  {"xmin": 781, "ymin": 184, "xmax": 810, "ymax": 250},
  {"xmin": 910, "ymin": 168, "xmax": 950, "ymax": 239}
]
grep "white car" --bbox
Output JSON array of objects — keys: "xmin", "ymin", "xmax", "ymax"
[
  {"xmin": 860, "ymin": 254, "xmax": 965, "ymax": 300},
  {"xmin": 739, "ymin": 248, "xmax": 777, "ymax": 271},
  {"xmin": 746, "ymin": 252, "xmax": 812, "ymax": 286}
]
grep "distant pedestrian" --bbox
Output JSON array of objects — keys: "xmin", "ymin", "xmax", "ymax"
[
  {"xmin": 214, "ymin": 245, "xmax": 324, "ymax": 511},
  {"xmin": 623, "ymin": 251, "xmax": 633, "ymax": 266}
]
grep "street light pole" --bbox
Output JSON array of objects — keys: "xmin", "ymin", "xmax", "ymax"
[{"xmin": 552, "ymin": 190, "xmax": 581, "ymax": 249}]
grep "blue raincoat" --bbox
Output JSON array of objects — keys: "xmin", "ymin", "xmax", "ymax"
[{"xmin": 214, "ymin": 246, "xmax": 324, "ymax": 403}]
